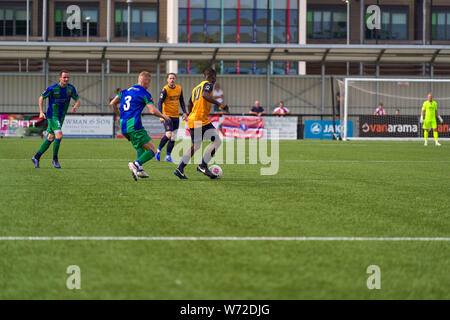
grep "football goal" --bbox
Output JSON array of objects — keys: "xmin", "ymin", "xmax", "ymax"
[{"xmin": 337, "ymin": 78, "xmax": 450, "ymax": 141}]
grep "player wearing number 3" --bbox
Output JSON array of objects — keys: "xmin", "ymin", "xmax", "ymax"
[
  {"xmin": 110, "ymin": 71, "xmax": 170, "ymax": 181},
  {"xmin": 420, "ymin": 92, "xmax": 443, "ymax": 146}
]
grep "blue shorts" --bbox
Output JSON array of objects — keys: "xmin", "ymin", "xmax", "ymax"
[
  {"xmin": 164, "ymin": 116, "xmax": 180, "ymax": 132},
  {"xmin": 190, "ymin": 123, "xmax": 217, "ymax": 145}
]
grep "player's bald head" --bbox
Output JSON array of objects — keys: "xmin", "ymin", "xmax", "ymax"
[{"xmin": 428, "ymin": 92, "xmax": 433, "ymax": 101}]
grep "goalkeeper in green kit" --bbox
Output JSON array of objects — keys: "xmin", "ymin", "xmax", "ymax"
[{"xmin": 420, "ymin": 92, "xmax": 443, "ymax": 146}]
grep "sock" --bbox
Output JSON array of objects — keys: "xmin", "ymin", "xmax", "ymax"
[
  {"xmin": 137, "ymin": 150, "xmax": 155, "ymax": 165},
  {"xmin": 36, "ymin": 138, "xmax": 53, "ymax": 159},
  {"xmin": 201, "ymin": 142, "xmax": 220, "ymax": 167},
  {"xmin": 424, "ymin": 130, "xmax": 428, "ymax": 142},
  {"xmin": 178, "ymin": 161, "xmax": 188, "ymax": 172},
  {"xmin": 177, "ymin": 152, "xmax": 191, "ymax": 172},
  {"xmin": 167, "ymin": 140, "xmax": 175, "ymax": 156},
  {"xmin": 137, "ymin": 147, "xmax": 145, "ymax": 159},
  {"xmin": 53, "ymin": 138, "xmax": 61, "ymax": 158},
  {"xmin": 158, "ymin": 136, "xmax": 169, "ymax": 152},
  {"xmin": 433, "ymin": 131, "xmax": 438, "ymax": 142}
]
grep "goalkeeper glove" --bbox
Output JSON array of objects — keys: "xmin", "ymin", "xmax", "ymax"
[
  {"xmin": 438, "ymin": 115, "xmax": 443, "ymax": 123},
  {"xmin": 420, "ymin": 115, "xmax": 424, "ymax": 123}
]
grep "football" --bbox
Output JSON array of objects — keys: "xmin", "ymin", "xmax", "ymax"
[{"xmin": 209, "ymin": 165, "xmax": 223, "ymax": 179}]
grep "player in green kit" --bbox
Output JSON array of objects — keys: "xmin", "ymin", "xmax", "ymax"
[
  {"xmin": 31, "ymin": 70, "xmax": 80, "ymax": 168},
  {"xmin": 420, "ymin": 92, "xmax": 443, "ymax": 146},
  {"xmin": 109, "ymin": 71, "xmax": 170, "ymax": 181}
]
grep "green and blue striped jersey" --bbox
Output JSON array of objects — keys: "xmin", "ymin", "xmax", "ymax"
[
  {"xmin": 119, "ymin": 84, "xmax": 154, "ymax": 134},
  {"xmin": 41, "ymin": 83, "xmax": 79, "ymax": 120}
]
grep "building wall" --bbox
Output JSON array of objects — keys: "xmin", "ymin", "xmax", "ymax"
[
  {"xmin": 2, "ymin": 73, "xmax": 450, "ymax": 116},
  {"xmin": 0, "ymin": 1, "xmax": 450, "ymax": 75}
]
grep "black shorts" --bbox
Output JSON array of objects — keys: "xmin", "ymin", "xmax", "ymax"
[
  {"xmin": 190, "ymin": 123, "xmax": 218, "ymax": 145},
  {"xmin": 164, "ymin": 116, "xmax": 180, "ymax": 132}
]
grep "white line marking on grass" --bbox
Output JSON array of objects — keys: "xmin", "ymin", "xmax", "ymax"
[
  {"xmin": 1, "ymin": 159, "xmax": 450, "ymax": 164},
  {"xmin": 0, "ymin": 237, "xmax": 449, "ymax": 241},
  {"xmin": 282, "ymin": 160, "xmax": 450, "ymax": 163}
]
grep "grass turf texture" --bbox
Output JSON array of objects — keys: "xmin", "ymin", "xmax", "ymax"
[{"xmin": 0, "ymin": 138, "xmax": 449, "ymax": 299}]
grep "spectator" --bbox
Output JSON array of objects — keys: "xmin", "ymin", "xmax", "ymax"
[
  {"xmin": 212, "ymin": 82, "xmax": 228, "ymax": 114},
  {"xmin": 395, "ymin": 108, "xmax": 400, "ymax": 115},
  {"xmin": 374, "ymin": 103, "xmax": 386, "ymax": 116},
  {"xmin": 109, "ymin": 88, "xmax": 121, "ymax": 103},
  {"xmin": 272, "ymin": 101, "xmax": 290, "ymax": 116},
  {"xmin": 249, "ymin": 100, "xmax": 265, "ymax": 116}
]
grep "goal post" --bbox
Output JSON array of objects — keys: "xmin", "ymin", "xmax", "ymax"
[{"xmin": 338, "ymin": 78, "xmax": 450, "ymax": 141}]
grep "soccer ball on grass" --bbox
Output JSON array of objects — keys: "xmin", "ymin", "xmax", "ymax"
[{"xmin": 209, "ymin": 165, "xmax": 223, "ymax": 179}]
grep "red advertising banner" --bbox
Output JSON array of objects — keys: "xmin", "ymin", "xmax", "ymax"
[
  {"xmin": 0, "ymin": 114, "xmax": 47, "ymax": 137},
  {"xmin": 184, "ymin": 115, "xmax": 221, "ymax": 137},
  {"xmin": 221, "ymin": 116, "xmax": 264, "ymax": 139}
]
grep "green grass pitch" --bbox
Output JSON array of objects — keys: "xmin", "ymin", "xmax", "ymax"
[{"xmin": 0, "ymin": 138, "xmax": 449, "ymax": 299}]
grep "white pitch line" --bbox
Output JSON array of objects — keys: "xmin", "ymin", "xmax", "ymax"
[
  {"xmin": 0, "ymin": 236, "xmax": 449, "ymax": 241},
  {"xmin": 1, "ymin": 159, "xmax": 450, "ymax": 164}
]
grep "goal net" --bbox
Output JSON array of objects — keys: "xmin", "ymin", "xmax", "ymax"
[{"xmin": 337, "ymin": 78, "xmax": 450, "ymax": 141}]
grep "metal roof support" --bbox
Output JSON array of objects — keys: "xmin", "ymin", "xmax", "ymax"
[
  {"xmin": 320, "ymin": 50, "xmax": 330, "ymax": 118},
  {"xmin": 376, "ymin": 62, "xmax": 380, "ymax": 108},
  {"xmin": 266, "ymin": 61, "xmax": 271, "ymax": 112},
  {"xmin": 270, "ymin": 80, "xmax": 321, "ymax": 110},
  {"xmin": 265, "ymin": 48, "xmax": 275, "ymax": 111},
  {"xmin": 211, "ymin": 47, "xmax": 219, "ymax": 66},
  {"xmin": 156, "ymin": 61, "xmax": 161, "ymax": 100},
  {"xmin": 44, "ymin": 46, "xmax": 50, "ymax": 86},
  {"xmin": 44, "ymin": 59, "xmax": 48, "ymax": 87},
  {"xmin": 156, "ymin": 47, "xmax": 163, "ymax": 98},
  {"xmin": 101, "ymin": 61, "xmax": 105, "ymax": 113},
  {"xmin": 430, "ymin": 49, "xmax": 440, "ymax": 64},
  {"xmin": 321, "ymin": 48, "xmax": 330, "ymax": 64},
  {"xmin": 376, "ymin": 49, "xmax": 385, "ymax": 63},
  {"xmin": 430, "ymin": 64, "xmax": 434, "ymax": 93},
  {"xmin": 321, "ymin": 63, "xmax": 325, "ymax": 118},
  {"xmin": 375, "ymin": 47, "xmax": 383, "ymax": 106}
]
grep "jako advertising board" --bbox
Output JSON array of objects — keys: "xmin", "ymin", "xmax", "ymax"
[{"xmin": 304, "ymin": 120, "xmax": 353, "ymax": 139}]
